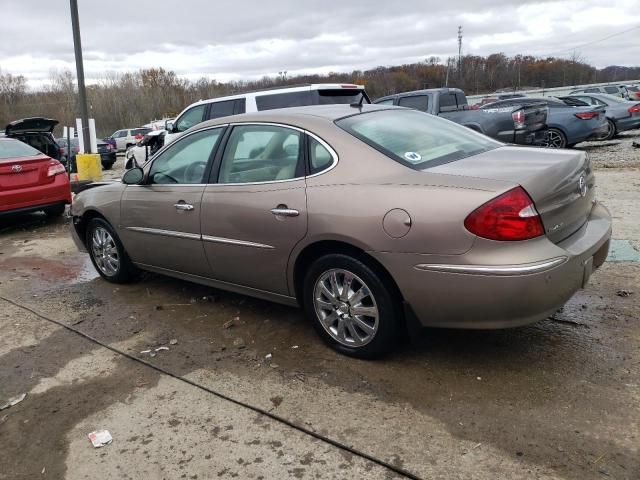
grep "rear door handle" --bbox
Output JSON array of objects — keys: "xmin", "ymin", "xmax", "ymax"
[
  {"xmin": 174, "ymin": 203, "xmax": 194, "ymax": 211},
  {"xmin": 271, "ymin": 206, "xmax": 299, "ymax": 217}
]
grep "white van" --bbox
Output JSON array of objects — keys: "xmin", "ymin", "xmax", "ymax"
[{"xmin": 163, "ymin": 83, "xmax": 369, "ymax": 145}]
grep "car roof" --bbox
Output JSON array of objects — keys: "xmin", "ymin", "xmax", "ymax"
[
  {"xmin": 187, "ymin": 83, "xmax": 366, "ymax": 108},
  {"xmin": 191, "ymin": 104, "xmax": 399, "ymax": 131}
]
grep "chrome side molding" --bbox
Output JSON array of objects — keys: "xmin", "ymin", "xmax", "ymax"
[{"xmin": 414, "ymin": 257, "xmax": 568, "ymax": 276}]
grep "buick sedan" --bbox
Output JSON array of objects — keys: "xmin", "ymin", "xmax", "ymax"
[{"xmin": 70, "ymin": 105, "xmax": 612, "ymax": 358}]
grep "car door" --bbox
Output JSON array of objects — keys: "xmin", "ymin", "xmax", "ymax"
[
  {"xmin": 119, "ymin": 127, "xmax": 225, "ymax": 276},
  {"xmin": 200, "ymin": 123, "xmax": 307, "ymax": 296}
]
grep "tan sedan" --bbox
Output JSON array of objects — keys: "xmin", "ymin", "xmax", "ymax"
[{"xmin": 71, "ymin": 105, "xmax": 611, "ymax": 358}]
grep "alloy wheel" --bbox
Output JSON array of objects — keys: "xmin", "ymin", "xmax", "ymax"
[
  {"xmin": 545, "ymin": 129, "xmax": 566, "ymax": 148},
  {"xmin": 313, "ymin": 268, "xmax": 379, "ymax": 347},
  {"xmin": 91, "ymin": 226, "xmax": 120, "ymax": 276}
]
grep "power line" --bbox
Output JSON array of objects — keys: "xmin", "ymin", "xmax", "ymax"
[{"xmin": 540, "ymin": 24, "xmax": 640, "ymax": 57}]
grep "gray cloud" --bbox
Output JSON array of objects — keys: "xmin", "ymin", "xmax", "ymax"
[{"xmin": 0, "ymin": 0, "xmax": 638, "ymax": 87}]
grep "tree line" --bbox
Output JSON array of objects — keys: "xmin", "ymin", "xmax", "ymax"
[{"xmin": 1, "ymin": 53, "xmax": 639, "ymax": 138}]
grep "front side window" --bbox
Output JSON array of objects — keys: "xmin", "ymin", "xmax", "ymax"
[
  {"xmin": 148, "ymin": 128, "xmax": 222, "ymax": 184},
  {"xmin": 218, "ymin": 125, "xmax": 302, "ymax": 183},
  {"xmin": 398, "ymin": 95, "xmax": 429, "ymax": 111},
  {"xmin": 337, "ymin": 109, "xmax": 500, "ymax": 170},
  {"xmin": 175, "ymin": 105, "xmax": 206, "ymax": 132},
  {"xmin": 309, "ymin": 137, "xmax": 334, "ymax": 174},
  {"xmin": 604, "ymin": 86, "xmax": 619, "ymax": 94}
]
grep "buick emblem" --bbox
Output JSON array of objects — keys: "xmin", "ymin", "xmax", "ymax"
[
  {"xmin": 578, "ymin": 175, "xmax": 587, "ymax": 197},
  {"xmin": 11, "ymin": 164, "xmax": 22, "ymax": 173}
]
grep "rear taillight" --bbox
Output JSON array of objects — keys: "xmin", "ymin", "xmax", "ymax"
[
  {"xmin": 106, "ymin": 144, "xmax": 112, "ymax": 151},
  {"xmin": 58, "ymin": 147, "xmax": 65, "ymax": 154},
  {"xmin": 575, "ymin": 112, "xmax": 599, "ymax": 120},
  {"xmin": 464, "ymin": 187, "xmax": 544, "ymax": 241},
  {"xmin": 134, "ymin": 134, "xmax": 144, "ymax": 140},
  {"xmin": 47, "ymin": 160, "xmax": 66, "ymax": 177},
  {"xmin": 74, "ymin": 146, "xmax": 80, "ymax": 153},
  {"xmin": 628, "ymin": 104, "xmax": 640, "ymax": 113},
  {"xmin": 512, "ymin": 110, "xmax": 525, "ymax": 129}
]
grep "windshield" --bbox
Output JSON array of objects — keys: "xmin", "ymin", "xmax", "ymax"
[
  {"xmin": 336, "ymin": 109, "xmax": 500, "ymax": 169},
  {"xmin": 0, "ymin": 139, "xmax": 44, "ymax": 159}
]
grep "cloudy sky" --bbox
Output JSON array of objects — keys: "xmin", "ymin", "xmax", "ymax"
[{"xmin": 0, "ymin": 0, "xmax": 638, "ymax": 88}]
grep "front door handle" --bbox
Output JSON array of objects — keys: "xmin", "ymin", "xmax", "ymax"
[
  {"xmin": 271, "ymin": 206, "xmax": 299, "ymax": 217},
  {"xmin": 174, "ymin": 203, "xmax": 194, "ymax": 211}
]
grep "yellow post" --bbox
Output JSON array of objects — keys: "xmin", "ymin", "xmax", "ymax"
[{"xmin": 75, "ymin": 153, "xmax": 102, "ymax": 181}]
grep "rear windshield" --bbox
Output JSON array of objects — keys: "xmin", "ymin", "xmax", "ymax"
[
  {"xmin": 336, "ymin": 109, "xmax": 500, "ymax": 169},
  {"xmin": 256, "ymin": 89, "xmax": 367, "ymax": 111},
  {"xmin": 0, "ymin": 139, "xmax": 44, "ymax": 159},
  {"xmin": 132, "ymin": 128, "xmax": 152, "ymax": 135}
]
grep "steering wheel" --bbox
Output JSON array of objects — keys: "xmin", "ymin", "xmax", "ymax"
[{"xmin": 185, "ymin": 161, "xmax": 207, "ymax": 183}]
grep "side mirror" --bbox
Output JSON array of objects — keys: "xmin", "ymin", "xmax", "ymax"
[
  {"xmin": 122, "ymin": 167, "xmax": 144, "ymax": 185},
  {"xmin": 165, "ymin": 120, "xmax": 174, "ymax": 132}
]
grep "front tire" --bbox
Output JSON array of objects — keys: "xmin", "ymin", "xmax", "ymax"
[
  {"xmin": 86, "ymin": 218, "xmax": 137, "ymax": 283},
  {"xmin": 303, "ymin": 254, "xmax": 401, "ymax": 358}
]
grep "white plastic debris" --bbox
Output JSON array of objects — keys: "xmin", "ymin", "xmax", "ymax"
[
  {"xmin": 0, "ymin": 393, "xmax": 27, "ymax": 411},
  {"xmin": 155, "ymin": 346, "xmax": 169, "ymax": 352},
  {"xmin": 265, "ymin": 353, "xmax": 272, "ymax": 360},
  {"xmin": 291, "ymin": 345, "xmax": 299, "ymax": 349},
  {"xmin": 169, "ymin": 339, "xmax": 178, "ymax": 345},
  {"xmin": 140, "ymin": 349, "xmax": 152, "ymax": 354},
  {"xmin": 87, "ymin": 430, "xmax": 113, "ymax": 448}
]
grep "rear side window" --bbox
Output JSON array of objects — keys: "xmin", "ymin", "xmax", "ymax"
[
  {"xmin": 207, "ymin": 100, "xmax": 236, "ymax": 120},
  {"xmin": 584, "ymin": 88, "xmax": 599, "ymax": 93},
  {"xmin": 336, "ymin": 109, "xmax": 499, "ymax": 170},
  {"xmin": 308, "ymin": 137, "xmax": 334, "ymax": 174},
  {"xmin": 256, "ymin": 91, "xmax": 313, "ymax": 111},
  {"xmin": 604, "ymin": 86, "xmax": 618, "ymax": 94},
  {"xmin": 374, "ymin": 99, "xmax": 394, "ymax": 105},
  {"xmin": 438, "ymin": 93, "xmax": 457, "ymax": 110},
  {"xmin": 0, "ymin": 139, "xmax": 43, "ymax": 159},
  {"xmin": 256, "ymin": 89, "xmax": 367, "ymax": 111},
  {"xmin": 398, "ymin": 95, "xmax": 429, "ymax": 111},
  {"xmin": 132, "ymin": 128, "xmax": 151, "ymax": 136},
  {"xmin": 218, "ymin": 125, "xmax": 302, "ymax": 183}
]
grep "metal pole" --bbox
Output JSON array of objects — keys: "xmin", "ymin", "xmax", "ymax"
[{"xmin": 70, "ymin": 0, "xmax": 91, "ymax": 153}]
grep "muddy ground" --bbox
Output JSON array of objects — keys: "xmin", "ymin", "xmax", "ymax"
[{"xmin": 1, "ymin": 132, "xmax": 639, "ymax": 479}]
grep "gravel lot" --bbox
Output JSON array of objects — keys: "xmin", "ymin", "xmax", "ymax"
[{"xmin": 1, "ymin": 131, "xmax": 638, "ymax": 479}]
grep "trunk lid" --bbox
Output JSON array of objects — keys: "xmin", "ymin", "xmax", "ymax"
[
  {"xmin": 516, "ymin": 103, "xmax": 548, "ymax": 132},
  {"xmin": 5, "ymin": 117, "xmax": 58, "ymax": 135},
  {"xmin": 0, "ymin": 155, "xmax": 56, "ymax": 191},
  {"xmin": 430, "ymin": 146, "xmax": 595, "ymax": 244}
]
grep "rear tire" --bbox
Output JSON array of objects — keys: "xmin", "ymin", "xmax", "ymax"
[
  {"xmin": 102, "ymin": 162, "xmax": 114, "ymax": 171},
  {"xmin": 544, "ymin": 128, "xmax": 567, "ymax": 149},
  {"xmin": 44, "ymin": 204, "xmax": 66, "ymax": 217},
  {"xmin": 303, "ymin": 254, "xmax": 401, "ymax": 359},
  {"xmin": 602, "ymin": 119, "xmax": 616, "ymax": 141},
  {"xmin": 86, "ymin": 218, "xmax": 138, "ymax": 283}
]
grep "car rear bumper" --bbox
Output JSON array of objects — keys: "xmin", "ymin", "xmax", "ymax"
[
  {"xmin": 0, "ymin": 174, "xmax": 72, "ymax": 215},
  {"xmin": 373, "ymin": 202, "xmax": 612, "ymax": 329}
]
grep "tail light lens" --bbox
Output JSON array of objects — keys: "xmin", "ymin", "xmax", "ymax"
[
  {"xmin": 134, "ymin": 134, "xmax": 144, "ymax": 140},
  {"xmin": 575, "ymin": 112, "xmax": 598, "ymax": 120},
  {"xmin": 628, "ymin": 104, "xmax": 640, "ymax": 113},
  {"xmin": 47, "ymin": 160, "xmax": 66, "ymax": 177},
  {"xmin": 106, "ymin": 144, "xmax": 112, "ymax": 151},
  {"xmin": 512, "ymin": 110, "xmax": 525, "ymax": 129},
  {"xmin": 464, "ymin": 187, "xmax": 544, "ymax": 241}
]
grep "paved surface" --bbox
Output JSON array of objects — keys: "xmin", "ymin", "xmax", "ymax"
[{"xmin": 1, "ymin": 134, "xmax": 639, "ymax": 479}]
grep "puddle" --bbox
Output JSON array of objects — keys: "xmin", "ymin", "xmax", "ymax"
[{"xmin": 607, "ymin": 239, "xmax": 640, "ymax": 262}]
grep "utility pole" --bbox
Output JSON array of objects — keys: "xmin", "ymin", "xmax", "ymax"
[
  {"xmin": 70, "ymin": 0, "xmax": 90, "ymax": 152},
  {"xmin": 457, "ymin": 26, "xmax": 463, "ymax": 79}
]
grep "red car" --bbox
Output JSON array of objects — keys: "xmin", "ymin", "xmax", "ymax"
[{"xmin": 0, "ymin": 137, "xmax": 71, "ymax": 217}]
